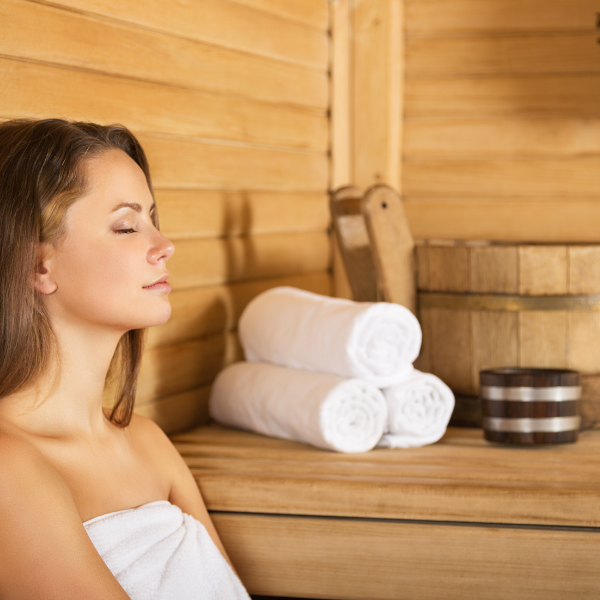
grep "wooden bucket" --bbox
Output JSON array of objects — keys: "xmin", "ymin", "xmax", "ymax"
[
  {"xmin": 414, "ymin": 241, "xmax": 600, "ymax": 429},
  {"xmin": 480, "ymin": 368, "xmax": 581, "ymax": 444}
]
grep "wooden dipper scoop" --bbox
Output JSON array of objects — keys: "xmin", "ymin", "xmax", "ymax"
[{"xmin": 480, "ymin": 368, "xmax": 581, "ymax": 445}]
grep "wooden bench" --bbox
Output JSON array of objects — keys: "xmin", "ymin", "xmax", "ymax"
[{"xmin": 171, "ymin": 423, "xmax": 600, "ymax": 600}]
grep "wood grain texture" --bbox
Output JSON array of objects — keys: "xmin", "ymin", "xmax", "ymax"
[
  {"xmin": 46, "ymin": 0, "xmax": 328, "ymax": 69},
  {"xmin": 330, "ymin": 0, "xmax": 351, "ymax": 188},
  {"xmin": 167, "ymin": 232, "xmax": 330, "ymax": 290},
  {"xmin": 332, "ymin": 234, "xmax": 353, "ymax": 300},
  {"xmin": 173, "ymin": 423, "xmax": 600, "ymax": 528},
  {"xmin": 136, "ymin": 333, "xmax": 242, "ymax": 404},
  {"xmin": 403, "ymin": 159, "xmax": 600, "ymax": 197},
  {"xmin": 569, "ymin": 246, "xmax": 600, "ymax": 294},
  {"xmin": 155, "ymin": 190, "xmax": 329, "ymax": 240},
  {"xmin": 405, "ymin": 76, "xmax": 600, "ymax": 117},
  {"xmin": 414, "ymin": 244, "xmax": 430, "ymax": 290},
  {"xmin": 405, "ymin": 0, "xmax": 598, "ymax": 35},
  {"xmin": 0, "ymin": 57, "xmax": 327, "ymax": 150},
  {"xmin": 518, "ymin": 246, "xmax": 568, "ymax": 295},
  {"xmin": 568, "ymin": 313, "xmax": 600, "ymax": 374},
  {"xmin": 405, "ymin": 117, "xmax": 600, "ymax": 158},
  {"xmin": 471, "ymin": 311, "xmax": 519, "ymax": 391},
  {"xmin": 231, "ymin": 0, "xmax": 328, "ymax": 29},
  {"xmin": 518, "ymin": 311, "xmax": 568, "ymax": 368},
  {"xmin": 406, "ymin": 33, "xmax": 600, "ymax": 77},
  {"xmin": 424, "ymin": 245, "xmax": 470, "ymax": 292},
  {"xmin": 469, "ymin": 246, "xmax": 518, "ymax": 293},
  {"xmin": 0, "ymin": 0, "xmax": 327, "ymax": 108},
  {"xmin": 405, "ymin": 199, "xmax": 600, "ymax": 242},
  {"xmin": 427, "ymin": 308, "xmax": 472, "ymax": 395},
  {"xmin": 147, "ymin": 272, "xmax": 330, "ymax": 348},
  {"xmin": 213, "ymin": 511, "xmax": 600, "ymax": 600},
  {"xmin": 135, "ymin": 385, "xmax": 211, "ymax": 434},
  {"xmin": 413, "ymin": 300, "xmax": 433, "ymax": 373},
  {"xmin": 138, "ymin": 135, "xmax": 327, "ymax": 191},
  {"xmin": 353, "ymin": 0, "xmax": 403, "ymax": 189},
  {"xmin": 330, "ymin": 186, "xmax": 379, "ymax": 302},
  {"xmin": 361, "ymin": 185, "xmax": 416, "ymax": 312}
]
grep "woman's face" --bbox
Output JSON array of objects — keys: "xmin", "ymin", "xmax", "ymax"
[{"xmin": 40, "ymin": 148, "xmax": 175, "ymax": 332}]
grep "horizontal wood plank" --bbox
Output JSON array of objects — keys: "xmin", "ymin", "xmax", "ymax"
[
  {"xmin": 167, "ymin": 232, "xmax": 330, "ymax": 290},
  {"xmin": 147, "ymin": 272, "xmax": 330, "ymax": 348},
  {"xmin": 404, "ymin": 199, "xmax": 600, "ymax": 241},
  {"xmin": 0, "ymin": 0, "xmax": 327, "ymax": 108},
  {"xmin": 136, "ymin": 333, "xmax": 242, "ymax": 404},
  {"xmin": 173, "ymin": 423, "xmax": 600, "ymax": 527},
  {"xmin": 214, "ymin": 512, "xmax": 600, "ymax": 600},
  {"xmin": 405, "ymin": 0, "xmax": 598, "ymax": 35},
  {"xmin": 0, "ymin": 57, "xmax": 327, "ymax": 150},
  {"xmin": 139, "ymin": 134, "xmax": 328, "ymax": 191},
  {"xmin": 403, "ymin": 158, "xmax": 600, "ymax": 196},
  {"xmin": 46, "ymin": 0, "xmax": 328, "ymax": 69},
  {"xmin": 134, "ymin": 385, "xmax": 211, "ymax": 434},
  {"xmin": 405, "ymin": 75, "xmax": 600, "ymax": 117},
  {"xmin": 406, "ymin": 33, "xmax": 599, "ymax": 77},
  {"xmin": 404, "ymin": 116, "xmax": 600, "ymax": 157},
  {"xmin": 155, "ymin": 190, "xmax": 328, "ymax": 240},
  {"xmin": 230, "ymin": 0, "xmax": 328, "ymax": 30}
]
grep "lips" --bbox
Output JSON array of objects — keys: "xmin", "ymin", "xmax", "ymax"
[{"xmin": 143, "ymin": 273, "xmax": 169, "ymax": 288}]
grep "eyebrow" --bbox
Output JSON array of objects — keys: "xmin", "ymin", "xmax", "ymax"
[{"xmin": 110, "ymin": 202, "xmax": 156, "ymax": 214}]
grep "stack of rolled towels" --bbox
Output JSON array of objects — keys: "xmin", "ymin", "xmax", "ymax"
[{"xmin": 209, "ymin": 287, "xmax": 454, "ymax": 453}]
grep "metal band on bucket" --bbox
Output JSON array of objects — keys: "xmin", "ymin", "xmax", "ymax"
[
  {"xmin": 481, "ymin": 385, "xmax": 581, "ymax": 402},
  {"xmin": 419, "ymin": 292, "xmax": 600, "ymax": 311},
  {"xmin": 483, "ymin": 416, "xmax": 581, "ymax": 433}
]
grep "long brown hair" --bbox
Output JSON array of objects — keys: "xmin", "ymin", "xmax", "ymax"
[{"xmin": 0, "ymin": 118, "xmax": 159, "ymax": 427}]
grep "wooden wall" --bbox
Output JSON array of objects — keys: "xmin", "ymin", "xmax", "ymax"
[
  {"xmin": 402, "ymin": 0, "xmax": 600, "ymax": 242},
  {"xmin": 1, "ymin": 0, "xmax": 331, "ymax": 433}
]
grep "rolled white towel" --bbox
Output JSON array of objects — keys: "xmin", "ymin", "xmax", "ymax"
[
  {"xmin": 209, "ymin": 361, "xmax": 388, "ymax": 453},
  {"xmin": 377, "ymin": 370, "xmax": 455, "ymax": 449},
  {"xmin": 238, "ymin": 287, "xmax": 422, "ymax": 388}
]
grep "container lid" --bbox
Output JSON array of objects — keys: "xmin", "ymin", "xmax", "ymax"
[{"xmin": 480, "ymin": 368, "xmax": 580, "ymax": 388}]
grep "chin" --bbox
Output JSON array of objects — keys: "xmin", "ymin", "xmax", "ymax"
[{"xmin": 128, "ymin": 304, "xmax": 172, "ymax": 330}]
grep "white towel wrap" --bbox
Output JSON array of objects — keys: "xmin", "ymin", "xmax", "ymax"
[
  {"xmin": 238, "ymin": 287, "xmax": 422, "ymax": 388},
  {"xmin": 84, "ymin": 500, "xmax": 250, "ymax": 600},
  {"xmin": 377, "ymin": 370, "xmax": 455, "ymax": 448},
  {"xmin": 209, "ymin": 361, "xmax": 388, "ymax": 453}
]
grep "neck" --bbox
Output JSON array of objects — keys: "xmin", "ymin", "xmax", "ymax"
[{"xmin": 1, "ymin": 315, "xmax": 128, "ymax": 439}]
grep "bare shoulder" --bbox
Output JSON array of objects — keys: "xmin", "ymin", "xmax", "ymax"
[
  {"xmin": 0, "ymin": 427, "xmax": 70, "ymax": 504},
  {"xmin": 125, "ymin": 413, "xmax": 192, "ymax": 486},
  {"xmin": 125, "ymin": 414, "xmax": 208, "ymax": 515},
  {"xmin": 126, "ymin": 412, "xmax": 179, "ymax": 457},
  {"xmin": 0, "ymin": 428, "xmax": 129, "ymax": 599}
]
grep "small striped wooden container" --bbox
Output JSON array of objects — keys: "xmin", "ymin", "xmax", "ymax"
[{"xmin": 480, "ymin": 368, "xmax": 581, "ymax": 444}]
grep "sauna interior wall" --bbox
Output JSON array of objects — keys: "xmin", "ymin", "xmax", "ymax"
[
  {"xmin": 0, "ymin": 0, "xmax": 331, "ymax": 433},
  {"xmin": 402, "ymin": 0, "xmax": 600, "ymax": 242}
]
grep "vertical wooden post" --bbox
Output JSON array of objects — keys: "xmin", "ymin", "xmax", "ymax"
[
  {"xmin": 352, "ymin": 0, "xmax": 404, "ymax": 192},
  {"xmin": 330, "ymin": 0, "xmax": 405, "ymax": 297},
  {"xmin": 331, "ymin": 0, "xmax": 353, "ymax": 298}
]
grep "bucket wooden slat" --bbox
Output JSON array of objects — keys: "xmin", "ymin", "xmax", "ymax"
[{"xmin": 416, "ymin": 241, "xmax": 600, "ymax": 429}]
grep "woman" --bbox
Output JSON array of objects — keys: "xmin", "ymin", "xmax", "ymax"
[{"xmin": 0, "ymin": 119, "xmax": 250, "ymax": 599}]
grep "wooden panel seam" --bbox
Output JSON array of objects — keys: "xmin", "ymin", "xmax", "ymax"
[{"xmin": 25, "ymin": 0, "xmax": 329, "ymax": 69}]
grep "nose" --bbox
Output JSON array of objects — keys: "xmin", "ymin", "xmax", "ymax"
[{"xmin": 147, "ymin": 230, "xmax": 175, "ymax": 264}]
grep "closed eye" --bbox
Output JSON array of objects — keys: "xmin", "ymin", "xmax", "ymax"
[{"xmin": 116, "ymin": 228, "xmax": 137, "ymax": 234}]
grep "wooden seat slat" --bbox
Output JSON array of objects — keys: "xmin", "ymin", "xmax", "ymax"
[
  {"xmin": 172, "ymin": 423, "xmax": 600, "ymax": 527},
  {"xmin": 171, "ymin": 423, "xmax": 600, "ymax": 598}
]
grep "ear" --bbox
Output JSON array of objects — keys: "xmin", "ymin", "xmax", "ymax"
[{"xmin": 34, "ymin": 242, "xmax": 58, "ymax": 295}]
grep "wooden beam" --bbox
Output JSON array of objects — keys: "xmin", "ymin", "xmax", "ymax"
[{"xmin": 353, "ymin": 0, "xmax": 404, "ymax": 191}]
